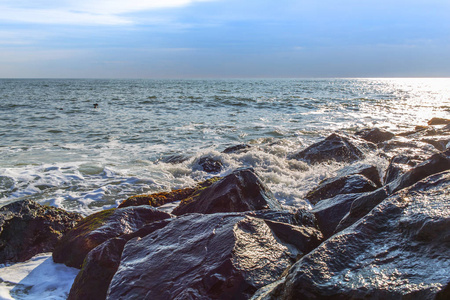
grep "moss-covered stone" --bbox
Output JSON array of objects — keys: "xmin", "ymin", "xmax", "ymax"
[
  {"xmin": 118, "ymin": 177, "xmax": 221, "ymax": 208},
  {"xmin": 52, "ymin": 206, "xmax": 172, "ymax": 269}
]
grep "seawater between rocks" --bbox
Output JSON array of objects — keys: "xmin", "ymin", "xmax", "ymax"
[{"xmin": 1, "ymin": 78, "xmax": 449, "ymax": 215}]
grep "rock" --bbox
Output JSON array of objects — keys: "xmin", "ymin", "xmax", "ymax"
[
  {"xmin": 336, "ymin": 163, "xmax": 382, "ymax": 187},
  {"xmin": 118, "ymin": 177, "xmax": 220, "ymax": 208},
  {"xmin": 290, "ymin": 133, "xmax": 369, "ymax": 164},
  {"xmin": 421, "ymin": 136, "xmax": 450, "ymax": 151},
  {"xmin": 311, "ymin": 193, "xmax": 361, "ymax": 238},
  {"xmin": 305, "ymin": 174, "xmax": 378, "ymax": 205},
  {"xmin": 256, "ymin": 171, "xmax": 450, "ymax": 299},
  {"xmin": 68, "ymin": 220, "xmax": 170, "ymax": 300},
  {"xmin": 194, "ymin": 155, "xmax": 224, "ymax": 173},
  {"xmin": 172, "ymin": 168, "xmax": 282, "ymax": 216},
  {"xmin": 334, "ymin": 187, "xmax": 390, "ymax": 233},
  {"xmin": 336, "ymin": 150, "xmax": 450, "ymax": 233},
  {"xmin": 52, "ymin": 206, "xmax": 172, "ymax": 268},
  {"xmin": 223, "ymin": 144, "xmax": 251, "ymax": 154},
  {"xmin": 428, "ymin": 117, "xmax": 450, "ymax": 125},
  {"xmin": 383, "ymin": 154, "xmax": 423, "ymax": 185},
  {"xmin": 388, "ymin": 150, "xmax": 450, "ymax": 194},
  {"xmin": 107, "ymin": 212, "xmax": 323, "ymax": 300},
  {"xmin": 0, "ymin": 200, "xmax": 82, "ymax": 264},
  {"xmin": 356, "ymin": 127, "xmax": 395, "ymax": 143}
]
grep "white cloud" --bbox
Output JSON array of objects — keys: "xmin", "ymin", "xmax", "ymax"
[{"xmin": 0, "ymin": 0, "xmax": 215, "ymax": 25}]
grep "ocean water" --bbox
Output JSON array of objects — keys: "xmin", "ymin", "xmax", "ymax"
[{"xmin": 1, "ymin": 78, "xmax": 449, "ymax": 215}]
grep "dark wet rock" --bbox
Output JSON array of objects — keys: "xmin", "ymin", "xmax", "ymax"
[
  {"xmin": 356, "ymin": 127, "xmax": 395, "ymax": 143},
  {"xmin": 107, "ymin": 212, "xmax": 322, "ymax": 300},
  {"xmin": 428, "ymin": 117, "xmax": 450, "ymax": 125},
  {"xmin": 68, "ymin": 220, "xmax": 170, "ymax": 300},
  {"xmin": 336, "ymin": 150, "xmax": 450, "ymax": 233},
  {"xmin": 223, "ymin": 144, "xmax": 252, "ymax": 154},
  {"xmin": 311, "ymin": 193, "xmax": 361, "ymax": 238},
  {"xmin": 435, "ymin": 282, "xmax": 450, "ymax": 300},
  {"xmin": 387, "ymin": 150, "xmax": 450, "ymax": 194},
  {"xmin": 305, "ymin": 174, "xmax": 378, "ymax": 205},
  {"xmin": 255, "ymin": 171, "xmax": 450, "ymax": 300},
  {"xmin": 52, "ymin": 206, "xmax": 172, "ymax": 268},
  {"xmin": 336, "ymin": 163, "xmax": 382, "ymax": 187},
  {"xmin": 0, "ymin": 200, "xmax": 82, "ymax": 264},
  {"xmin": 289, "ymin": 133, "xmax": 370, "ymax": 164},
  {"xmin": 194, "ymin": 155, "xmax": 224, "ymax": 173},
  {"xmin": 335, "ymin": 187, "xmax": 390, "ymax": 233},
  {"xmin": 383, "ymin": 154, "xmax": 424, "ymax": 185},
  {"xmin": 118, "ymin": 177, "xmax": 220, "ymax": 208},
  {"xmin": 421, "ymin": 136, "xmax": 450, "ymax": 151},
  {"xmin": 173, "ymin": 168, "xmax": 282, "ymax": 216},
  {"xmin": 263, "ymin": 220, "xmax": 323, "ymax": 255}
]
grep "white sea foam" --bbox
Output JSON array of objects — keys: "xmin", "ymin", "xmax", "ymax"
[{"xmin": 0, "ymin": 253, "xmax": 79, "ymax": 300}]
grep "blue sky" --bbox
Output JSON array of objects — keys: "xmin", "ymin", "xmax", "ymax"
[{"xmin": 0, "ymin": 0, "xmax": 449, "ymax": 78}]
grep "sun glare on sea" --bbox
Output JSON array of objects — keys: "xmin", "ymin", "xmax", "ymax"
[{"xmin": 380, "ymin": 78, "xmax": 450, "ymax": 125}]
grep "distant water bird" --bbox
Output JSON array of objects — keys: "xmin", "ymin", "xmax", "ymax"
[{"xmin": 93, "ymin": 103, "xmax": 99, "ymax": 108}]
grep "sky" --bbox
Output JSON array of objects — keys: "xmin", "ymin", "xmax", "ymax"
[{"xmin": 0, "ymin": 0, "xmax": 449, "ymax": 78}]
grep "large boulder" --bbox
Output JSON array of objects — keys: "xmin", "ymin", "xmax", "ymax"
[
  {"xmin": 305, "ymin": 174, "xmax": 378, "ymax": 205},
  {"xmin": 0, "ymin": 200, "xmax": 82, "ymax": 264},
  {"xmin": 356, "ymin": 127, "xmax": 395, "ymax": 144},
  {"xmin": 107, "ymin": 212, "xmax": 323, "ymax": 300},
  {"xmin": 290, "ymin": 133, "xmax": 369, "ymax": 164},
  {"xmin": 68, "ymin": 220, "xmax": 170, "ymax": 300},
  {"xmin": 254, "ymin": 171, "xmax": 450, "ymax": 299},
  {"xmin": 172, "ymin": 168, "xmax": 282, "ymax": 215},
  {"xmin": 52, "ymin": 206, "xmax": 172, "ymax": 268},
  {"xmin": 336, "ymin": 150, "xmax": 450, "ymax": 233}
]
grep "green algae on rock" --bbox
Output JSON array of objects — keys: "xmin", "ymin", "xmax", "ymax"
[
  {"xmin": 52, "ymin": 206, "xmax": 172, "ymax": 268},
  {"xmin": 118, "ymin": 177, "xmax": 221, "ymax": 208}
]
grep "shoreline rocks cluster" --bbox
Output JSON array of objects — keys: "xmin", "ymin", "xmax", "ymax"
[{"xmin": 0, "ymin": 118, "xmax": 449, "ymax": 299}]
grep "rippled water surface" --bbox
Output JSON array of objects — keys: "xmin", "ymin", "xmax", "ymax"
[{"xmin": 1, "ymin": 78, "xmax": 449, "ymax": 214}]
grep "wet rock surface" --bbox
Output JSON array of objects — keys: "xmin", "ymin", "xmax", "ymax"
[
  {"xmin": 52, "ymin": 206, "xmax": 172, "ymax": 268},
  {"xmin": 337, "ymin": 150, "xmax": 450, "ymax": 232},
  {"xmin": 290, "ymin": 133, "xmax": 369, "ymax": 164},
  {"xmin": 107, "ymin": 211, "xmax": 322, "ymax": 300},
  {"xmin": 356, "ymin": 127, "xmax": 395, "ymax": 144},
  {"xmin": 311, "ymin": 193, "xmax": 361, "ymax": 238},
  {"xmin": 68, "ymin": 220, "xmax": 170, "ymax": 300},
  {"xmin": 256, "ymin": 171, "xmax": 450, "ymax": 299},
  {"xmin": 305, "ymin": 174, "xmax": 378, "ymax": 205},
  {"xmin": 173, "ymin": 168, "xmax": 282, "ymax": 215},
  {"xmin": 0, "ymin": 200, "xmax": 82, "ymax": 264},
  {"xmin": 195, "ymin": 155, "xmax": 224, "ymax": 173}
]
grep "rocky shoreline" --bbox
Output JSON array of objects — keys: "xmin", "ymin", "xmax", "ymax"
[{"xmin": 1, "ymin": 118, "xmax": 450, "ymax": 299}]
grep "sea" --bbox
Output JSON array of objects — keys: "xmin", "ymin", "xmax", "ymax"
[{"xmin": 1, "ymin": 78, "xmax": 449, "ymax": 216}]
